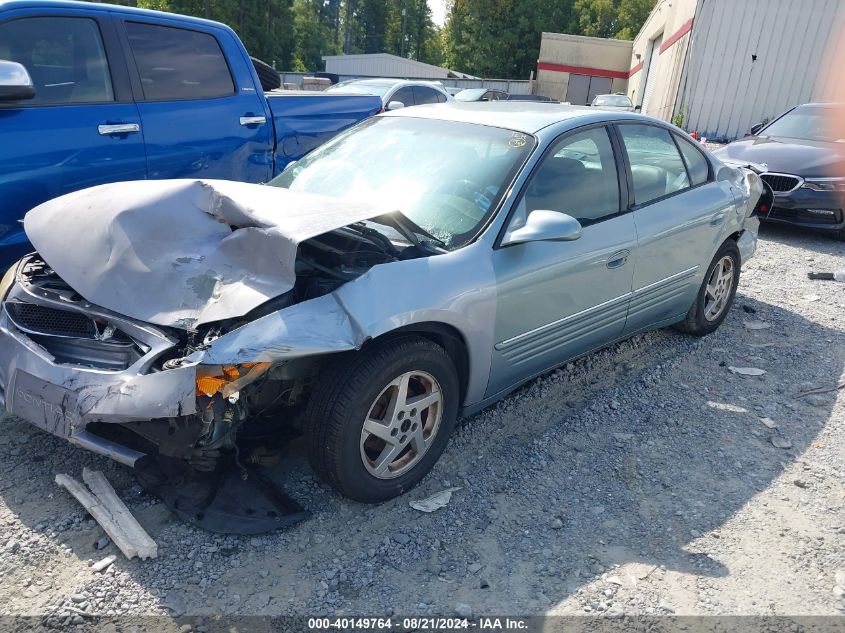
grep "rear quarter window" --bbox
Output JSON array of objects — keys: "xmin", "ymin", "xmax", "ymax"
[
  {"xmin": 674, "ymin": 133, "xmax": 711, "ymax": 186},
  {"xmin": 125, "ymin": 22, "xmax": 235, "ymax": 101}
]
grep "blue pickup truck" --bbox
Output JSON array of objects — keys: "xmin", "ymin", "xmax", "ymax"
[{"xmin": 0, "ymin": 0, "xmax": 381, "ymax": 265}]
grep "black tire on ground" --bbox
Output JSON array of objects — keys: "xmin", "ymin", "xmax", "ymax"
[
  {"xmin": 250, "ymin": 57, "xmax": 282, "ymax": 92},
  {"xmin": 305, "ymin": 336, "xmax": 460, "ymax": 503},
  {"xmin": 834, "ymin": 228, "xmax": 845, "ymax": 242},
  {"xmin": 673, "ymin": 240, "xmax": 741, "ymax": 336}
]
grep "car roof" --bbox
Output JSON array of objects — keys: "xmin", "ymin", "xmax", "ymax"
[{"xmin": 381, "ymin": 101, "xmax": 651, "ymax": 134}]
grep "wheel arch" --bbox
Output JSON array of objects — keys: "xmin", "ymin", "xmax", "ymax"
[{"xmin": 366, "ymin": 322, "xmax": 471, "ymax": 406}]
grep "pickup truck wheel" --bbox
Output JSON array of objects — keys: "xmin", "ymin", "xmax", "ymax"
[
  {"xmin": 305, "ymin": 337, "xmax": 459, "ymax": 502},
  {"xmin": 674, "ymin": 241, "xmax": 740, "ymax": 336}
]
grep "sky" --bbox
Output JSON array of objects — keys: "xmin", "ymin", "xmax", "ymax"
[{"xmin": 428, "ymin": 0, "xmax": 448, "ymax": 26}]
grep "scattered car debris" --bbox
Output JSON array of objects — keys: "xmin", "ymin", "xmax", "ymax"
[
  {"xmin": 55, "ymin": 469, "xmax": 157, "ymax": 560},
  {"xmin": 760, "ymin": 417, "xmax": 778, "ymax": 429},
  {"xmin": 743, "ymin": 320, "xmax": 771, "ymax": 330},
  {"xmin": 797, "ymin": 379, "xmax": 845, "ymax": 398},
  {"xmin": 808, "ymin": 270, "xmax": 845, "ymax": 282},
  {"xmin": 770, "ymin": 436, "xmax": 793, "ymax": 449},
  {"xmin": 409, "ymin": 487, "xmax": 461, "ymax": 513},
  {"xmin": 91, "ymin": 555, "xmax": 116, "ymax": 573},
  {"xmin": 728, "ymin": 366, "xmax": 767, "ymax": 376}
]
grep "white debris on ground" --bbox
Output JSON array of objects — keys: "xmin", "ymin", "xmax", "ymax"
[
  {"xmin": 0, "ymin": 223, "xmax": 844, "ymax": 620},
  {"xmin": 55, "ymin": 469, "xmax": 157, "ymax": 560}
]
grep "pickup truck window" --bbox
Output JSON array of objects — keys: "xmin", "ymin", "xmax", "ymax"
[
  {"xmin": 0, "ymin": 17, "xmax": 113, "ymax": 104},
  {"xmin": 124, "ymin": 22, "xmax": 235, "ymax": 101}
]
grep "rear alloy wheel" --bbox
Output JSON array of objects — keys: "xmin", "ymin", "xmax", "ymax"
[
  {"xmin": 306, "ymin": 337, "xmax": 459, "ymax": 502},
  {"xmin": 674, "ymin": 241, "xmax": 741, "ymax": 336}
]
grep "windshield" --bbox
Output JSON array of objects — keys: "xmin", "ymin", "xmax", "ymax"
[
  {"xmin": 326, "ymin": 81, "xmax": 394, "ymax": 97},
  {"xmin": 763, "ymin": 105, "xmax": 845, "ymax": 142},
  {"xmin": 270, "ymin": 116, "xmax": 535, "ymax": 249},
  {"xmin": 455, "ymin": 89, "xmax": 485, "ymax": 101},
  {"xmin": 593, "ymin": 95, "xmax": 631, "ymax": 107}
]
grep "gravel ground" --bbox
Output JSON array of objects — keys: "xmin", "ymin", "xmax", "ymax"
[{"xmin": 1, "ymin": 223, "xmax": 844, "ymax": 625}]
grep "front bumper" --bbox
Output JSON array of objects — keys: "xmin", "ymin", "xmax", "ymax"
[
  {"xmin": 762, "ymin": 188, "xmax": 844, "ymax": 231},
  {"xmin": 0, "ymin": 259, "xmax": 199, "ymax": 463}
]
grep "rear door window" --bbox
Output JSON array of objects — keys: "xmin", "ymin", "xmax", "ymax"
[
  {"xmin": 124, "ymin": 21, "xmax": 234, "ymax": 101},
  {"xmin": 674, "ymin": 133, "xmax": 711, "ymax": 186},
  {"xmin": 618, "ymin": 124, "xmax": 690, "ymax": 206},
  {"xmin": 0, "ymin": 17, "xmax": 114, "ymax": 104}
]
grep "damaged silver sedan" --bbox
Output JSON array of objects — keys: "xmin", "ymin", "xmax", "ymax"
[{"xmin": 0, "ymin": 104, "xmax": 767, "ymax": 528}]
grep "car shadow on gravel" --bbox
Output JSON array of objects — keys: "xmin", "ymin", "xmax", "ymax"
[
  {"xmin": 758, "ymin": 221, "xmax": 845, "ymax": 255},
  {"xmin": 0, "ymin": 291, "xmax": 843, "ymax": 618}
]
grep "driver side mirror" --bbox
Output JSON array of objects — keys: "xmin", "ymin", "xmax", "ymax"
[
  {"xmin": 386, "ymin": 100, "xmax": 405, "ymax": 111},
  {"xmin": 0, "ymin": 60, "xmax": 35, "ymax": 102},
  {"xmin": 501, "ymin": 210, "xmax": 582, "ymax": 247},
  {"xmin": 634, "ymin": 105, "xmax": 642, "ymax": 112},
  {"xmin": 749, "ymin": 123, "xmax": 764, "ymax": 135}
]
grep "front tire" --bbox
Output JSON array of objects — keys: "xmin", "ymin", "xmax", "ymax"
[
  {"xmin": 674, "ymin": 241, "xmax": 741, "ymax": 336},
  {"xmin": 305, "ymin": 336, "xmax": 459, "ymax": 502}
]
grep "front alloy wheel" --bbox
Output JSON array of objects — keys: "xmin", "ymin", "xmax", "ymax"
[
  {"xmin": 306, "ymin": 336, "xmax": 459, "ymax": 502},
  {"xmin": 360, "ymin": 370, "xmax": 443, "ymax": 479}
]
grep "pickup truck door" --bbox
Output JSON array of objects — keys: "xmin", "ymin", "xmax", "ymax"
[
  {"xmin": 0, "ymin": 12, "xmax": 146, "ymax": 264},
  {"xmin": 118, "ymin": 18, "xmax": 273, "ymax": 183}
]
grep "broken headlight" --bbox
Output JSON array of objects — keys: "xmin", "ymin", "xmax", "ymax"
[{"xmin": 195, "ymin": 363, "xmax": 271, "ymax": 398}]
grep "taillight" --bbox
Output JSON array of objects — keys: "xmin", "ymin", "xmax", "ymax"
[{"xmin": 753, "ymin": 181, "xmax": 774, "ymax": 217}]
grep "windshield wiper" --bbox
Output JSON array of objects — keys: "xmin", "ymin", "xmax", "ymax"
[{"xmin": 392, "ymin": 212, "xmax": 448, "ymax": 251}]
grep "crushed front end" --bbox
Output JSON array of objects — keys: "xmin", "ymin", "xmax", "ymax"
[{"xmin": 0, "ymin": 254, "xmax": 315, "ymax": 532}]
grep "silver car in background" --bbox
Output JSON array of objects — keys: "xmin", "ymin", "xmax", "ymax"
[
  {"xmin": 0, "ymin": 104, "xmax": 765, "ymax": 504},
  {"xmin": 591, "ymin": 93, "xmax": 638, "ymax": 112},
  {"xmin": 326, "ymin": 77, "xmax": 453, "ymax": 111}
]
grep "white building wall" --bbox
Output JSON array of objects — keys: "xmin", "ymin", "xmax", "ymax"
[
  {"xmin": 627, "ymin": 0, "xmax": 698, "ymax": 121},
  {"xmin": 680, "ymin": 0, "xmax": 845, "ymax": 139}
]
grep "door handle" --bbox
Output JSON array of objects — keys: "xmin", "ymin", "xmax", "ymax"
[
  {"xmin": 710, "ymin": 212, "xmax": 726, "ymax": 225},
  {"xmin": 240, "ymin": 115, "xmax": 267, "ymax": 126},
  {"xmin": 606, "ymin": 249, "xmax": 630, "ymax": 269},
  {"xmin": 98, "ymin": 123, "xmax": 140, "ymax": 136}
]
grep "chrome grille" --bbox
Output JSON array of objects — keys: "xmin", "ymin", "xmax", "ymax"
[
  {"xmin": 4, "ymin": 302, "xmax": 97, "ymax": 338},
  {"xmin": 760, "ymin": 173, "xmax": 802, "ymax": 193}
]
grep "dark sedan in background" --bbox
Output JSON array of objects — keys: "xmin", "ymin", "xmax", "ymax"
[{"xmin": 715, "ymin": 103, "xmax": 845, "ymax": 240}]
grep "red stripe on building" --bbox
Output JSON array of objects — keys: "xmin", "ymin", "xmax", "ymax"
[
  {"xmin": 536, "ymin": 62, "xmax": 629, "ymax": 80},
  {"xmin": 659, "ymin": 18, "xmax": 693, "ymax": 54},
  {"xmin": 627, "ymin": 60, "xmax": 644, "ymax": 77}
]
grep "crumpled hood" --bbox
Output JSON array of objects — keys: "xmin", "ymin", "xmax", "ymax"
[{"xmin": 24, "ymin": 179, "xmax": 381, "ymax": 329}]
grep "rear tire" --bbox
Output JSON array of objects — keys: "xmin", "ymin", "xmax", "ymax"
[
  {"xmin": 305, "ymin": 336, "xmax": 459, "ymax": 503},
  {"xmin": 674, "ymin": 241, "xmax": 741, "ymax": 336}
]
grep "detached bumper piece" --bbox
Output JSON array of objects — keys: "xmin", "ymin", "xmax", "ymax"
[{"xmin": 135, "ymin": 453, "xmax": 309, "ymax": 535}]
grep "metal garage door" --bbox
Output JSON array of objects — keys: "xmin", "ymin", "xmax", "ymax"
[
  {"xmin": 641, "ymin": 35, "xmax": 662, "ymax": 113},
  {"xmin": 586, "ymin": 76, "xmax": 612, "ymax": 104},
  {"xmin": 566, "ymin": 74, "xmax": 613, "ymax": 105}
]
